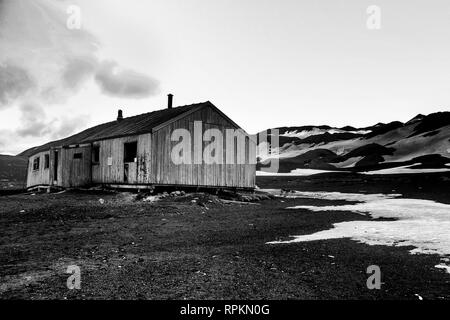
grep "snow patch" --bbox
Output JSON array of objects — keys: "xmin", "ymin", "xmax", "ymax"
[
  {"xmin": 281, "ymin": 128, "xmax": 338, "ymax": 138},
  {"xmin": 281, "ymin": 128, "xmax": 371, "ymax": 139},
  {"xmin": 263, "ymin": 189, "xmax": 401, "ymax": 202},
  {"xmin": 256, "ymin": 169, "xmax": 344, "ymax": 176},
  {"xmin": 267, "ymin": 190, "xmax": 450, "ymax": 273},
  {"xmin": 333, "ymin": 156, "xmax": 364, "ymax": 168},
  {"xmin": 363, "ymin": 164, "xmax": 450, "ymax": 175},
  {"xmin": 435, "ymin": 264, "xmax": 450, "ymax": 274}
]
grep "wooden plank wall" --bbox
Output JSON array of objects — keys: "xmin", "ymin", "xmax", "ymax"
[
  {"xmin": 60, "ymin": 146, "xmax": 92, "ymax": 188},
  {"xmin": 48, "ymin": 148, "xmax": 64, "ymax": 186},
  {"xmin": 26, "ymin": 106, "xmax": 256, "ymax": 189},
  {"xmin": 91, "ymin": 133, "xmax": 152, "ymax": 184},
  {"xmin": 26, "ymin": 151, "xmax": 51, "ymax": 187},
  {"xmin": 151, "ymin": 106, "xmax": 256, "ymax": 188}
]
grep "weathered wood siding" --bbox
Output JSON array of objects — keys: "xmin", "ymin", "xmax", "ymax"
[
  {"xmin": 59, "ymin": 146, "xmax": 92, "ymax": 188},
  {"xmin": 49, "ymin": 148, "xmax": 62, "ymax": 186},
  {"xmin": 26, "ymin": 151, "xmax": 51, "ymax": 187},
  {"xmin": 26, "ymin": 105, "xmax": 256, "ymax": 189},
  {"xmin": 92, "ymin": 133, "xmax": 152, "ymax": 184},
  {"xmin": 151, "ymin": 106, "xmax": 256, "ymax": 188}
]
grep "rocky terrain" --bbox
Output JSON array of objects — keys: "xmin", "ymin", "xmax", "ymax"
[
  {"xmin": 1, "ymin": 174, "xmax": 449, "ymax": 300},
  {"xmin": 258, "ymin": 112, "xmax": 450, "ymax": 173}
]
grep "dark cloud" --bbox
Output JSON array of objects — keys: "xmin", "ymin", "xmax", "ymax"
[
  {"xmin": 14, "ymin": 102, "xmax": 89, "ymax": 142},
  {"xmin": 1, "ymin": 0, "xmax": 159, "ymax": 108},
  {"xmin": 16, "ymin": 103, "xmax": 52, "ymax": 137},
  {"xmin": 0, "ymin": 0, "xmax": 159, "ymax": 154},
  {"xmin": 94, "ymin": 61, "xmax": 159, "ymax": 98},
  {"xmin": 62, "ymin": 56, "xmax": 98, "ymax": 90},
  {"xmin": 62, "ymin": 56, "xmax": 161, "ymax": 99},
  {"xmin": 0, "ymin": 64, "xmax": 35, "ymax": 108}
]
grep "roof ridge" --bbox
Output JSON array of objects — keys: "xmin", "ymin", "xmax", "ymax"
[
  {"xmin": 21, "ymin": 101, "xmax": 210, "ymax": 157},
  {"xmin": 118, "ymin": 101, "xmax": 209, "ymax": 121}
]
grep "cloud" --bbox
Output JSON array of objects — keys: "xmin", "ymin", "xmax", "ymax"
[
  {"xmin": 16, "ymin": 103, "xmax": 53, "ymax": 137},
  {"xmin": 62, "ymin": 56, "xmax": 98, "ymax": 91},
  {"xmin": 0, "ymin": 0, "xmax": 159, "ymax": 107},
  {"xmin": 0, "ymin": 131, "xmax": 8, "ymax": 149},
  {"xmin": 0, "ymin": 0, "xmax": 98, "ymax": 106},
  {"xmin": 50, "ymin": 115, "xmax": 89, "ymax": 139},
  {"xmin": 15, "ymin": 102, "xmax": 89, "ymax": 140},
  {"xmin": 95, "ymin": 61, "xmax": 159, "ymax": 98},
  {"xmin": 0, "ymin": 101, "xmax": 89, "ymax": 154},
  {"xmin": 0, "ymin": 64, "xmax": 35, "ymax": 109},
  {"xmin": 0, "ymin": 0, "xmax": 159, "ymax": 154}
]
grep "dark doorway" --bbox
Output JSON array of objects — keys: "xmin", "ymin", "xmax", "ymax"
[
  {"xmin": 123, "ymin": 142, "xmax": 137, "ymax": 183},
  {"xmin": 124, "ymin": 141, "xmax": 137, "ymax": 163},
  {"xmin": 53, "ymin": 150, "xmax": 59, "ymax": 182}
]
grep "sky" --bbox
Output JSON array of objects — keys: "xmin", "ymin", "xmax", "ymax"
[{"xmin": 1, "ymin": 0, "xmax": 450, "ymax": 154}]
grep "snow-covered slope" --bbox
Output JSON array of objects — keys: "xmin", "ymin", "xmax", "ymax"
[{"xmin": 258, "ymin": 112, "xmax": 450, "ymax": 173}]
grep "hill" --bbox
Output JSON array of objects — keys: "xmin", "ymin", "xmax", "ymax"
[
  {"xmin": 258, "ymin": 111, "xmax": 450, "ymax": 173},
  {"xmin": 0, "ymin": 154, "xmax": 28, "ymax": 190}
]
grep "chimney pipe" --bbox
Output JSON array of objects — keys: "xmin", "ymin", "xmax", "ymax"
[
  {"xmin": 168, "ymin": 94, "xmax": 173, "ymax": 109},
  {"xmin": 117, "ymin": 109, "xmax": 123, "ymax": 121}
]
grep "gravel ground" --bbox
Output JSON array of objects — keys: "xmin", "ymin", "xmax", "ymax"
[{"xmin": 1, "ymin": 173, "xmax": 449, "ymax": 299}]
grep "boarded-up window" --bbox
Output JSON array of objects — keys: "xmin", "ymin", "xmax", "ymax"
[
  {"xmin": 93, "ymin": 146, "xmax": 100, "ymax": 163},
  {"xmin": 74, "ymin": 153, "xmax": 83, "ymax": 159},
  {"xmin": 33, "ymin": 157, "xmax": 40, "ymax": 170},
  {"xmin": 124, "ymin": 142, "xmax": 137, "ymax": 163},
  {"xmin": 44, "ymin": 154, "xmax": 50, "ymax": 169}
]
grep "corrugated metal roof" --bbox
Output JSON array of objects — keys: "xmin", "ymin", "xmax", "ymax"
[{"xmin": 22, "ymin": 102, "xmax": 209, "ymax": 156}]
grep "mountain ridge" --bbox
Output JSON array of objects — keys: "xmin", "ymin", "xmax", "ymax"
[
  {"xmin": 258, "ymin": 111, "xmax": 450, "ymax": 173},
  {"xmin": 1, "ymin": 111, "xmax": 449, "ymax": 189}
]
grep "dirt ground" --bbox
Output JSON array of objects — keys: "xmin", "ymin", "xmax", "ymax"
[{"xmin": 1, "ymin": 173, "xmax": 449, "ymax": 299}]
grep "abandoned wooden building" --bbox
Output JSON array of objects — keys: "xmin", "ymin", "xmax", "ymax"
[{"xmin": 26, "ymin": 96, "xmax": 256, "ymax": 190}]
